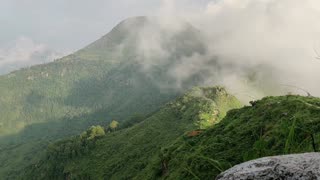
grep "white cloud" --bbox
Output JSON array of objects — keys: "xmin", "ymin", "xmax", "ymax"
[
  {"xmin": 199, "ymin": 0, "xmax": 320, "ymax": 96},
  {"xmin": 2, "ymin": 0, "xmax": 320, "ymax": 99},
  {"xmin": 0, "ymin": 37, "xmax": 65, "ymax": 74},
  {"xmin": 123, "ymin": 0, "xmax": 320, "ymax": 100}
]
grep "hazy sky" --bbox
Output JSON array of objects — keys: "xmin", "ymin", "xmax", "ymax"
[
  {"xmin": 0, "ymin": 0, "xmax": 213, "ymax": 74},
  {"xmin": 0, "ymin": 0, "xmax": 214, "ymax": 50},
  {"xmin": 1, "ymin": 0, "xmax": 320, "ymax": 82}
]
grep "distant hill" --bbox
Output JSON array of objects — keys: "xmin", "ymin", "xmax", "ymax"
[{"xmin": 21, "ymin": 86, "xmax": 241, "ymax": 180}]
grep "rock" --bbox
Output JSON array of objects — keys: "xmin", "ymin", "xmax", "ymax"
[{"xmin": 216, "ymin": 153, "xmax": 320, "ymax": 180}]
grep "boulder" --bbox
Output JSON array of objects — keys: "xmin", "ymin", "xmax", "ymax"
[{"xmin": 217, "ymin": 153, "xmax": 320, "ymax": 180}]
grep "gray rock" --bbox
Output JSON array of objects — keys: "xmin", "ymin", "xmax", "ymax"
[{"xmin": 216, "ymin": 153, "xmax": 320, "ymax": 180}]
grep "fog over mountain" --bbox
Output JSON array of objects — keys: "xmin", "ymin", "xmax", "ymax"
[
  {"xmin": 0, "ymin": 37, "xmax": 66, "ymax": 74},
  {"xmin": 1, "ymin": 1, "xmax": 320, "ymax": 179},
  {"xmin": 0, "ymin": 0, "xmax": 208, "ymax": 73},
  {"xmin": 124, "ymin": 0, "xmax": 320, "ymax": 99},
  {"xmin": 2, "ymin": 0, "xmax": 320, "ymax": 96}
]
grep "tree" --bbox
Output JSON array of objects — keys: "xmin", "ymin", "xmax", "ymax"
[
  {"xmin": 86, "ymin": 125, "xmax": 105, "ymax": 140},
  {"xmin": 109, "ymin": 120, "xmax": 119, "ymax": 131}
]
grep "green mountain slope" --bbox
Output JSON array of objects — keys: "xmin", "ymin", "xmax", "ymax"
[
  {"xmin": 0, "ymin": 16, "xmax": 206, "ymax": 136},
  {"xmin": 22, "ymin": 87, "xmax": 241, "ymax": 180},
  {"xmin": 1, "ymin": 15, "xmax": 310, "ymax": 180},
  {"xmin": 151, "ymin": 95, "xmax": 320, "ymax": 179},
  {"xmin": 0, "ymin": 16, "xmax": 208, "ymax": 178}
]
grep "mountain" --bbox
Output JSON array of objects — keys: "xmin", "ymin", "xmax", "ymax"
[
  {"xmin": 19, "ymin": 90, "xmax": 320, "ymax": 179},
  {"xmin": 0, "ymin": 16, "xmax": 206, "ymax": 136},
  {"xmin": 0, "ymin": 16, "xmax": 210, "ymax": 178},
  {"xmin": 148, "ymin": 95, "xmax": 320, "ymax": 179},
  {"xmin": 2, "ymin": 15, "xmax": 317, "ymax": 180},
  {"xmin": 21, "ymin": 87, "xmax": 241, "ymax": 180}
]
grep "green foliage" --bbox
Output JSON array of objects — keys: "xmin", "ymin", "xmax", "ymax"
[
  {"xmin": 119, "ymin": 113, "xmax": 146, "ymax": 129},
  {"xmin": 83, "ymin": 125, "xmax": 106, "ymax": 140},
  {"xmin": 22, "ymin": 125, "xmax": 105, "ymax": 180},
  {"xmin": 0, "ymin": 17, "xmax": 207, "ymax": 178},
  {"xmin": 284, "ymin": 117, "xmax": 297, "ymax": 153},
  {"xmin": 108, "ymin": 120, "xmax": 119, "ymax": 132},
  {"xmin": 152, "ymin": 95, "xmax": 320, "ymax": 179},
  {"xmin": 0, "ymin": 114, "xmax": 106, "ymax": 179},
  {"xmin": 0, "ymin": 17, "xmax": 205, "ymax": 137},
  {"xmin": 22, "ymin": 87, "xmax": 241, "ymax": 180}
]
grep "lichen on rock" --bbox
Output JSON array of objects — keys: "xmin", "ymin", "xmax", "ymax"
[{"xmin": 217, "ymin": 153, "xmax": 320, "ymax": 180}]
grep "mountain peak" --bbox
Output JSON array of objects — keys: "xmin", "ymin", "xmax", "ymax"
[{"xmin": 88, "ymin": 15, "xmax": 196, "ymax": 46}]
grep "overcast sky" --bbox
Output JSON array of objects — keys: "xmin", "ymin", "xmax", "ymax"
[
  {"xmin": 0, "ymin": 0, "xmax": 215, "ymax": 50},
  {"xmin": 2, "ymin": 0, "xmax": 320, "ymax": 77},
  {"xmin": 0, "ymin": 0, "xmax": 213, "ymax": 74}
]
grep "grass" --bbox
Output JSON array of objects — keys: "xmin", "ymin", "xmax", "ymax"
[
  {"xmin": 21, "ymin": 87, "xmax": 241, "ymax": 180},
  {"xmin": 153, "ymin": 95, "xmax": 320, "ymax": 179},
  {"xmin": 16, "ymin": 92, "xmax": 320, "ymax": 179}
]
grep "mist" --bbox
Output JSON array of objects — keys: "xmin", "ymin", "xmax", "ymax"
[
  {"xmin": 2, "ymin": 2, "xmax": 320, "ymax": 178},
  {"xmin": 0, "ymin": 37, "xmax": 66, "ymax": 74},
  {"xmin": 2, "ymin": 0, "xmax": 320, "ymax": 99},
  {"xmin": 125, "ymin": 0, "xmax": 320, "ymax": 101}
]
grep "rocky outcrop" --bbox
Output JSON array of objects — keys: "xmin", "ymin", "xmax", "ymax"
[{"xmin": 217, "ymin": 153, "xmax": 320, "ymax": 180}]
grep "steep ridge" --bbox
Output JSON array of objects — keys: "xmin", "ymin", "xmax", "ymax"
[
  {"xmin": 0, "ymin": 16, "xmax": 206, "ymax": 136},
  {"xmin": 0, "ymin": 16, "xmax": 207, "ymax": 178},
  {"xmin": 151, "ymin": 95, "xmax": 320, "ymax": 179},
  {"xmin": 22, "ymin": 87, "xmax": 241, "ymax": 180}
]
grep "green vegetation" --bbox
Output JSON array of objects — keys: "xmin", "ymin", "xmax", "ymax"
[
  {"xmin": 0, "ymin": 16, "xmax": 207, "ymax": 178},
  {"xmin": 108, "ymin": 120, "xmax": 119, "ymax": 132},
  {"xmin": 0, "ymin": 16, "xmax": 205, "ymax": 136},
  {"xmin": 22, "ymin": 87, "xmax": 241, "ymax": 180},
  {"xmin": 153, "ymin": 95, "xmax": 320, "ymax": 179},
  {"xmin": 82, "ymin": 125, "xmax": 106, "ymax": 140},
  {"xmin": 0, "ymin": 113, "xmax": 106, "ymax": 179},
  {"xmin": 21, "ymin": 91, "xmax": 320, "ymax": 180},
  {"xmin": 2, "ymin": 15, "xmax": 320, "ymax": 180}
]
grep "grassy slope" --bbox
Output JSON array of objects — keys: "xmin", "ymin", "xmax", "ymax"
[
  {"xmin": 154, "ymin": 95, "xmax": 320, "ymax": 179},
  {"xmin": 0, "ymin": 17, "xmax": 207, "ymax": 178},
  {"xmin": 22, "ymin": 87, "xmax": 241, "ymax": 180}
]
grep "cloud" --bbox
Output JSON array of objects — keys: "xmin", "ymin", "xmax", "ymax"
[
  {"xmin": 0, "ymin": 37, "xmax": 65, "ymax": 74},
  {"xmin": 121, "ymin": 0, "xmax": 320, "ymax": 101},
  {"xmin": 2, "ymin": 0, "xmax": 320, "ymax": 100},
  {"xmin": 199, "ymin": 0, "xmax": 320, "ymax": 97}
]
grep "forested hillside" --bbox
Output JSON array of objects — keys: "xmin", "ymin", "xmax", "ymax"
[
  {"xmin": 0, "ymin": 16, "xmax": 208, "ymax": 178},
  {"xmin": 0, "ymin": 17, "xmax": 206, "ymax": 136},
  {"xmin": 2, "ymin": 14, "xmax": 319, "ymax": 180},
  {"xmin": 20, "ymin": 90, "xmax": 320, "ymax": 179},
  {"xmin": 21, "ymin": 87, "xmax": 241, "ymax": 180}
]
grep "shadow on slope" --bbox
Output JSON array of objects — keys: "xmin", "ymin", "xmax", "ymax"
[
  {"xmin": 22, "ymin": 87, "xmax": 242, "ymax": 180},
  {"xmin": 0, "ymin": 107, "xmax": 113, "ymax": 179}
]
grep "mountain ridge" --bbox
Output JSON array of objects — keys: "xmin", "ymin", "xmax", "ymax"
[
  {"xmin": 21, "ymin": 86, "xmax": 242, "ymax": 180},
  {"xmin": 0, "ymin": 16, "xmax": 206, "ymax": 136},
  {"xmin": 0, "ymin": 16, "xmax": 211, "ymax": 179}
]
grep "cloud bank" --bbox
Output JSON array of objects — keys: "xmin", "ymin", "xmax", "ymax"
[
  {"xmin": 128, "ymin": 0, "xmax": 320, "ymax": 100},
  {"xmin": 2, "ymin": 0, "xmax": 320, "ymax": 101}
]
